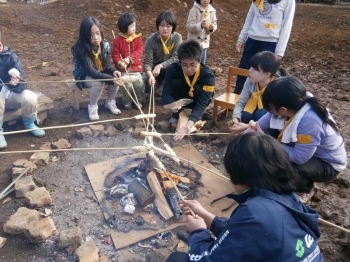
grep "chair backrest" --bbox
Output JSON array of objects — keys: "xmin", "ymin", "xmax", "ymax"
[{"xmin": 226, "ymin": 67, "xmax": 249, "ymax": 93}]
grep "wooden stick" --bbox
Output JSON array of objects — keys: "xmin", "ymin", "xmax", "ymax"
[
  {"xmin": 0, "ymin": 147, "xmax": 131, "ymax": 155},
  {"xmin": 0, "ymin": 188, "xmax": 14, "ymax": 201},
  {"xmin": 155, "ymin": 168, "xmax": 195, "ymax": 217},
  {"xmin": 0, "ymin": 166, "xmax": 30, "ymax": 199},
  {"xmin": 112, "ymin": 30, "xmax": 115, "ymax": 38},
  {"xmin": 318, "ymin": 218, "xmax": 350, "ymax": 234}
]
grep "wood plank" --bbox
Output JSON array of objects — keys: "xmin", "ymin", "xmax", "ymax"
[{"xmin": 147, "ymin": 171, "xmax": 174, "ymax": 220}]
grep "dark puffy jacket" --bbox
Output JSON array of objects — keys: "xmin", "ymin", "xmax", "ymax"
[
  {"xmin": 0, "ymin": 46, "xmax": 27, "ymax": 93},
  {"xmin": 187, "ymin": 187, "xmax": 324, "ymax": 261}
]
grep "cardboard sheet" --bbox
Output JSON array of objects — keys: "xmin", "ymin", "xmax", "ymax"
[{"xmin": 85, "ymin": 144, "xmax": 236, "ymax": 250}]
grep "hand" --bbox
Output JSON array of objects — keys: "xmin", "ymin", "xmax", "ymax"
[
  {"xmin": 8, "ymin": 68, "xmax": 20, "ymax": 85},
  {"xmin": 201, "ymin": 20, "xmax": 207, "ymax": 29},
  {"xmin": 186, "ymin": 215, "xmax": 207, "ymax": 232},
  {"xmin": 152, "ymin": 66, "xmax": 161, "ymax": 77},
  {"xmin": 180, "ymin": 200, "xmax": 207, "ymax": 217},
  {"xmin": 123, "ymin": 57, "xmax": 131, "ymax": 65},
  {"xmin": 277, "ymin": 55, "xmax": 282, "ymax": 60},
  {"xmin": 148, "ymin": 75, "xmax": 156, "ymax": 86},
  {"xmin": 113, "ymin": 70, "xmax": 121, "ymax": 78},
  {"xmin": 118, "ymin": 61, "xmax": 127, "ymax": 69},
  {"xmin": 171, "ymin": 106, "xmax": 181, "ymax": 113},
  {"xmin": 229, "ymin": 120, "xmax": 249, "ymax": 135},
  {"xmin": 209, "ymin": 24, "xmax": 214, "ymax": 31},
  {"xmin": 236, "ymin": 42, "xmax": 243, "ymax": 53},
  {"xmin": 174, "ymin": 125, "xmax": 190, "ymax": 141},
  {"xmin": 249, "ymin": 121, "xmax": 264, "ymax": 133}
]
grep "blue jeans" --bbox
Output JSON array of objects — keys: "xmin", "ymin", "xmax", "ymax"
[
  {"xmin": 241, "ymin": 108, "xmax": 267, "ymax": 124},
  {"xmin": 201, "ymin": 48, "xmax": 207, "ymax": 64}
]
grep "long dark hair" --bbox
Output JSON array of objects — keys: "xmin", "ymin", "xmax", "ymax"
[
  {"xmin": 71, "ymin": 17, "xmax": 107, "ymax": 69},
  {"xmin": 262, "ymin": 76, "xmax": 341, "ymax": 134},
  {"xmin": 250, "ymin": 51, "xmax": 288, "ymax": 78},
  {"xmin": 224, "ymin": 133, "xmax": 298, "ymax": 194}
]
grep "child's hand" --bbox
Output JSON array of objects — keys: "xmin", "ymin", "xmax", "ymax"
[
  {"xmin": 113, "ymin": 71, "xmax": 121, "ymax": 78},
  {"xmin": 186, "ymin": 215, "xmax": 206, "ymax": 232},
  {"xmin": 123, "ymin": 57, "xmax": 131, "ymax": 65},
  {"xmin": 8, "ymin": 68, "xmax": 20, "ymax": 85},
  {"xmin": 236, "ymin": 42, "xmax": 243, "ymax": 53},
  {"xmin": 201, "ymin": 20, "xmax": 207, "ymax": 29},
  {"xmin": 180, "ymin": 200, "xmax": 207, "ymax": 217},
  {"xmin": 229, "ymin": 121, "xmax": 248, "ymax": 135},
  {"xmin": 171, "ymin": 106, "xmax": 181, "ymax": 113},
  {"xmin": 148, "ymin": 75, "xmax": 156, "ymax": 86}
]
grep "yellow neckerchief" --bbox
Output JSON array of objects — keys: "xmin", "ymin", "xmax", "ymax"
[
  {"xmin": 254, "ymin": 0, "xmax": 264, "ymax": 11},
  {"xmin": 277, "ymin": 116, "xmax": 295, "ymax": 142},
  {"xmin": 160, "ymin": 35, "xmax": 174, "ymax": 55},
  {"xmin": 201, "ymin": 6, "xmax": 210, "ymax": 31},
  {"xmin": 244, "ymin": 77, "xmax": 274, "ymax": 114},
  {"xmin": 183, "ymin": 64, "xmax": 201, "ymax": 97},
  {"xmin": 122, "ymin": 33, "xmax": 142, "ymax": 43},
  {"xmin": 92, "ymin": 45, "xmax": 103, "ymax": 71}
]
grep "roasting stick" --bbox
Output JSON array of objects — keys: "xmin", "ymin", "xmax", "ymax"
[
  {"xmin": 318, "ymin": 218, "xmax": 350, "ymax": 234},
  {"xmin": 155, "ymin": 168, "xmax": 195, "ymax": 217},
  {"xmin": 112, "ymin": 30, "xmax": 115, "ymax": 38}
]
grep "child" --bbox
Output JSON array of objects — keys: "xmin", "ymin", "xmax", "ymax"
[
  {"xmin": 230, "ymin": 77, "xmax": 347, "ymax": 193},
  {"xmin": 0, "ymin": 27, "xmax": 45, "ymax": 149},
  {"xmin": 232, "ymin": 51, "xmax": 288, "ymax": 124},
  {"xmin": 162, "ymin": 40, "xmax": 215, "ymax": 141},
  {"xmin": 71, "ymin": 17, "xmax": 123, "ymax": 121},
  {"xmin": 112, "ymin": 12, "xmax": 144, "ymax": 110},
  {"xmin": 234, "ymin": 0, "xmax": 295, "ymax": 94},
  {"xmin": 186, "ymin": 0, "xmax": 217, "ymax": 64},
  {"xmin": 143, "ymin": 11, "xmax": 182, "ymax": 96}
]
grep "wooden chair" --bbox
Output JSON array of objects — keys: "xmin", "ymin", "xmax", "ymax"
[{"xmin": 213, "ymin": 67, "xmax": 249, "ymax": 122}]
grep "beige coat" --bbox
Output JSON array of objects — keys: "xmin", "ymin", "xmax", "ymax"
[{"xmin": 186, "ymin": 2, "xmax": 217, "ymax": 49}]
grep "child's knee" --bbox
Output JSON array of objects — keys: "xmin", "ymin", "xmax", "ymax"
[{"xmin": 22, "ymin": 90, "xmax": 38, "ymax": 107}]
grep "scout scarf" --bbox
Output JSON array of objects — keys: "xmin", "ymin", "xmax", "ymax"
[
  {"xmin": 124, "ymin": 33, "xmax": 142, "ymax": 43},
  {"xmin": 254, "ymin": 0, "xmax": 264, "ymax": 11},
  {"xmin": 184, "ymin": 64, "xmax": 201, "ymax": 97},
  {"xmin": 160, "ymin": 35, "xmax": 174, "ymax": 55},
  {"xmin": 92, "ymin": 46, "xmax": 103, "ymax": 71},
  {"xmin": 202, "ymin": 7, "xmax": 210, "ymax": 31},
  {"xmin": 244, "ymin": 77, "xmax": 274, "ymax": 114}
]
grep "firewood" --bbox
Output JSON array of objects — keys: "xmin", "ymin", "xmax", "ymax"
[
  {"xmin": 147, "ymin": 171, "xmax": 174, "ymax": 220},
  {"xmin": 128, "ymin": 179, "xmax": 155, "ymax": 208},
  {"xmin": 165, "ymin": 187, "xmax": 183, "ymax": 219}
]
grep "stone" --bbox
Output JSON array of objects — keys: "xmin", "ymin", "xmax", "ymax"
[
  {"xmin": 132, "ymin": 127, "xmax": 146, "ymax": 139},
  {"xmin": 30, "ymin": 152, "xmax": 50, "ymax": 166},
  {"xmin": 12, "ymin": 167, "xmax": 29, "ymax": 180},
  {"xmin": 76, "ymin": 127, "xmax": 93, "ymax": 139},
  {"xmin": 24, "ymin": 187, "xmax": 52, "ymax": 207},
  {"xmin": 3, "ymin": 207, "xmax": 39, "ymax": 235},
  {"xmin": 52, "ymin": 138, "xmax": 71, "ymax": 149},
  {"xmin": 135, "ymin": 215, "xmax": 144, "ymax": 226},
  {"xmin": 58, "ymin": 226, "xmax": 83, "ymax": 249},
  {"xmin": 15, "ymin": 175, "xmax": 37, "ymax": 198},
  {"xmin": 0, "ymin": 236, "xmax": 6, "ymax": 249},
  {"xmin": 104, "ymin": 125, "xmax": 117, "ymax": 137},
  {"xmin": 13, "ymin": 158, "xmax": 37, "ymax": 173},
  {"xmin": 76, "ymin": 241, "xmax": 99, "ymax": 262},
  {"xmin": 114, "ymin": 122, "xmax": 123, "ymax": 131},
  {"xmin": 156, "ymin": 120, "xmax": 170, "ymax": 133},
  {"xmin": 89, "ymin": 125, "xmax": 104, "ymax": 137},
  {"xmin": 24, "ymin": 217, "xmax": 55, "ymax": 243}
]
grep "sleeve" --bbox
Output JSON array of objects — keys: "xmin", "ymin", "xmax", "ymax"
[
  {"xmin": 232, "ymin": 79, "xmax": 252, "ymax": 120},
  {"xmin": 161, "ymin": 33, "xmax": 182, "ymax": 69},
  {"xmin": 257, "ymin": 112, "xmax": 272, "ymax": 131},
  {"xmin": 275, "ymin": 0, "xmax": 296, "ymax": 57},
  {"xmin": 209, "ymin": 216, "xmax": 229, "ymax": 237},
  {"xmin": 162, "ymin": 64, "xmax": 177, "ymax": 105},
  {"xmin": 143, "ymin": 36, "xmax": 154, "ymax": 72},
  {"xmin": 189, "ymin": 71, "xmax": 215, "ymax": 122},
  {"xmin": 187, "ymin": 204, "xmax": 273, "ymax": 262},
  {"xmin": 237, "ymin": 4, "xmax": 255, "ymax": 43},
  {"xmin": 282, "ymin": 115, "xmax": 321, "ymax": 164},
  {"xmin": 209, "ymin": 11, "xmax": 217, "ymax": 33},
  {"xmin": 6, "ymin": 53, "xmax": 27, "ymax": 92},
  {"xmin": 81, "ymin": 55, "xmax": 114, "ymax": 81},
  {"xmin": 111, "ymin": 37, "xmax": 122, "ymax": 66},
  {"xmin": 129, "ymin": 37, "xmax": 143, "ymax": 65},
  {"xmin": 186, "ymin": 8, "xmax": 202, "ymax": 34}
]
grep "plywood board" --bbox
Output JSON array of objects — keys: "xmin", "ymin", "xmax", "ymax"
[{"xmin": 85, "ymin": 144, "xmax": 236, "ymax": 250}]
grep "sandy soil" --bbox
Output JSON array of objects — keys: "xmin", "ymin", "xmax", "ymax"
[{"xmin": 0, "ymin": 0, "xmax": 349, "ymax": 261}]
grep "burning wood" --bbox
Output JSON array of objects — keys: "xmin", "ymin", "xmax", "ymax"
[{"xmin": 128, "ymin": 179, "xmax": 155, "ymax": 208}]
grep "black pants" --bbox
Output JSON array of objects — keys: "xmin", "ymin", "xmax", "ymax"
[
  {"xmin": 234, "ymin": 38, "xmax": 277, "ymax": 94},
  {"xmin": 165, "ymin": 252, "xmax": 189, "ymax": 262}
]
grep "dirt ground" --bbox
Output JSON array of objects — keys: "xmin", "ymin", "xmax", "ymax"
[{"xmin": 0, "ymin": 0, "xmax": 349, "ymax": 261}]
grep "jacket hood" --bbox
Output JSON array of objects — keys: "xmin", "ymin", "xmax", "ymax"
[
  {"xmin": 227, "ymin": 187, "xmax": 320, "ymax": 238},
  {"xmin": 0, "ymin": 46, "xmax": 10, "ymax": 56},
  {"xmin": 193, "ymin": 2, "xmax": 216, "ymax": 12}
]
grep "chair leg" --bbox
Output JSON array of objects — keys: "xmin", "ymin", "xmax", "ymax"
[
  {"xmin": 71, "ymin": 88, "xmax": 80, "ymax": 110},
  {"xmin": 213, "ymin": 102, "xmax": 218, "ymax": 123}
]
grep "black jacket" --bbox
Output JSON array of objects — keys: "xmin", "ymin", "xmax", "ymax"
[{"xmin": 0, "ymin": 46, "xmax": 27, "ymax": 93}]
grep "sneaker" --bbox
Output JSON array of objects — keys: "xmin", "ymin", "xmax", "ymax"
[
  {"xmin": 105, "ymin": 100, "xmax": 121, "ymax": 115},
  {"xmin": 124, "ymin": 103, "xmax": 132, "ymax": 110},
  {"xmin": 169, "ymin": 117, "xmax": 178, "ymax": 124},
  {"xmin": 88, "ymin": 104, "xmax": 99, "ymax": 121}
]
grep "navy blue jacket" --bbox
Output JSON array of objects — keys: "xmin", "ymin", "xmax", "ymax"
[
  {"xmin": 162, "ymin": 62, "xmax": 215, "ymax": 123},
  {"xmin": 188, "ymin": 188, "xmax": 324, "ymax": 261},
  {"xmin": 0, "ymin": 46, "xmax": 27, "ymax": 93}
]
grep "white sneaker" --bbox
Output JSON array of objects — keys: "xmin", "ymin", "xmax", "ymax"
[
  {"xmin": 105, "ymin": 100, "xmax": 121, "ymax": 115},
  {"xmin": 88, "ymin": 104, "xmax": 99, "ymax": 121}
]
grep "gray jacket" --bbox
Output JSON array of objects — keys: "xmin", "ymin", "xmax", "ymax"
[
  {"xmin": 232, "ymin": 79, "xmax": 257, "ymax": 120},
  {"xmin": 143, "ymin": 32, "xmax": 182, "ymax": 73}
]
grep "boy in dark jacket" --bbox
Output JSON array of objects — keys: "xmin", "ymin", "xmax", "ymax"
[
  {"xmin": 162, "ymin": 40, "xmax": 215, "ymax": 141},
  {"xmin": 0, "ymin": 27, "xmax": 45, "ymax": 149},
  {"xmin": 167, "ymin": 133, "xmax": 324, "ymax": 262}
]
